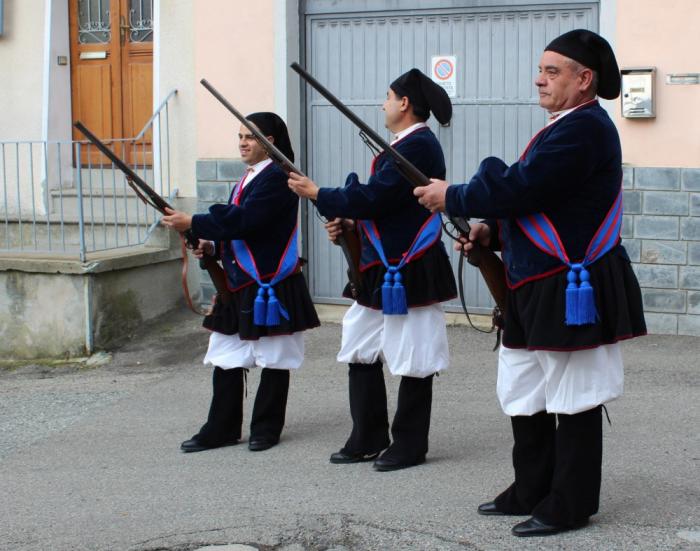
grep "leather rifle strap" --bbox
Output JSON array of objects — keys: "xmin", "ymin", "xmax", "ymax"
[{"xmin": 179, "ymin": 234, "xmax": 210, "ymax": 316}]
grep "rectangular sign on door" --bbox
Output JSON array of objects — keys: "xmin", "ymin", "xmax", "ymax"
[{"xmin": 431, "ymin": 55, "xmax": 457, "ymax": 98}]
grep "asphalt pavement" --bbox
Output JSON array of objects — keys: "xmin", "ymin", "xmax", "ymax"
[{"xmin": 1, "ymin": 310, "xmax": 698, "ymax": 551}]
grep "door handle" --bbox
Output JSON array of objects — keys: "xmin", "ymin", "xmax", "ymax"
[{"xmin": 120, "ymin": 15, "xmax": 129, "ymax": 45}]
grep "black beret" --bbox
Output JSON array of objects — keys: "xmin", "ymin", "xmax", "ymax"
[
  {"xmin": 390, "ymin": 68, "xmax": 453, "ymax": 125},
  {"xmin": 245, "ymin": 112, "xmax": 295, "ymax": 163},
  {"xmin": 545, "ymin": 29, "xmax": 621, "ymax": 100}
]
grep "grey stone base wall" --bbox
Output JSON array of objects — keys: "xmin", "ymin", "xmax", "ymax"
[
  {"xmin": 196, "ymin": 159, "xmax": 248, "ymax": 304},
  {"xmin": 0, "ymin": 249, "xmax": 189, "ymax": 359},
  {"xmin": 196, "ymin": 158, "xmax": 700, "ymax": 336},
  {"xmin": 622, "ymin": 166, "xmax": 700, "ymax": 336}
]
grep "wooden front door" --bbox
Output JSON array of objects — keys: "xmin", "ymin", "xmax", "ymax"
[{"xmin": 69, "ymin": 0, "xmax": 153, "ymax": 165}]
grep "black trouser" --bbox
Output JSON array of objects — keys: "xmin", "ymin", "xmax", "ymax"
[
  {"xmin": 195, "ymin": 366, "xmax": 245, "ymax": 446},
  {"xmin": 342, "ymin": 362, "xmax": 433, "ymax": 461},
  {"xmin": 494, "ymin": 406, "xmax": 603, "ymax": 526},
  {"xmin": 195, "ymin": 366, "xmax": 289, "ymax": 445},
  {"xmin": 249, "ymin": 367, "xmax": 290, "ymax": 441}
]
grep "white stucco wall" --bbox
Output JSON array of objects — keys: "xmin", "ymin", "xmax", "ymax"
[
  {"xmin": 614, "ymin": 0, "xmax": 700, "ymax": 167},
  {"xmin": 0, "ymin": 0, "xmax": 46, "ymax": 141},
  {"xmin": 157, "ymin": 0, "xmax": 197, "ymax": 197}
]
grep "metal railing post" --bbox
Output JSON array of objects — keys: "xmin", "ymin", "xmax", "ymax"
[
  {"xmin": 2, "ymin": 144, "xmax": 8, "ymax": 249},
  {"xmin": 15, "ymin": 143, "xmax": 22, "ymax": 249},
  {"xmin": 75, "ymin": 143, "xmax": 87, "ymax": 263},
  {"xmin": 43, "ymin": 141, "xmax": 52, "ymax": 251},
  {"xmin": 57, "ymin": 142, "xmax": 66, "ymax": 250},
  {"xmin": 28, "ymin": 143, "xmax": 38, "ymax": 250},
  {"xmin": 165, "ymin": 101, "xmax": 172, "ymax": 197}
]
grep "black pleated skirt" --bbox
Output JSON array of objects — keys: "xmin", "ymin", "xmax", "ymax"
[
  {"xmin": 344, "ymin": 244, "xmax": 458, "ymax": 309},
  {"xmin": 203, "ymin": 272, "xmax": 320, "ymax": 340},
  {"xmin": 503, "ymin": 247, "xmax": 647, "ymax": 350}
]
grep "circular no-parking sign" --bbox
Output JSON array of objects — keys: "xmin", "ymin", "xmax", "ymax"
[{"xmin": 433, "ymin": 58, "xmax": 454, "ymax": 81}]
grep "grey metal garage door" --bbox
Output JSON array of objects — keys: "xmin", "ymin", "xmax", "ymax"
[{"xmin": 302, "ymin": 0, "xmax": 599, "ymax": 312}]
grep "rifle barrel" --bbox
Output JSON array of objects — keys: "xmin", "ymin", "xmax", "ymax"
[
  {"xmin": 290, "ymin": 62, "xmax": 429, "ymax": 187},
  {"xmin": 73, "ymin": 121, "xmax": 171, "ymax": 213}
]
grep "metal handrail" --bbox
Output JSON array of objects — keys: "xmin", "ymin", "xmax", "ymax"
[
  {"xmin": 0, "ymin": 89, "xmax": 178, "ymax": 258},
  {"xmin": 135, "ymin": 89, "xmax": 178, "ymax": 140}
]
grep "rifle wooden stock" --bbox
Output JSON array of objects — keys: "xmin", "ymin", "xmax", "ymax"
[
  {"xmin": 466, "ymin": 240, "xmax": 508, "ymax": 315},
  {"xmin": 290, "ymin": 62, "xmax": 508, "ymax": 314},
  {"xmin": 199, "ymin": 255, "xmax": 231, "ymax": 303},
  {"xmin": 337, "ymin": 227, "xmax": 362, "ymax": 294},
  {"xmin": 199, "ymin": 78, "xmax": 363, "ymax": 298},
  {"xmin": 73, "ymin": 121, "xmax": 232, "ymax": 306}
]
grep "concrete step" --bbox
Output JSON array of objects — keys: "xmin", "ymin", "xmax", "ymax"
[
  {"xmin": 0, "ymin": 218, "xmax": 171, "ymax": 253},
  {"xmin": 51, "ymin": 194, "xmax": 162, "ymax": 224},
  {"xmin": 0, "ymin": 242, "xmax": 180, "ymax": 267},
  {"xmin": 0, "ymin": 243, "xmax": 193, "ymax": 358},
  {"xmin": 50, "ymin": 178, "xmax": 168, "ymax": 223},
  {"xmin": 74, "ymin": 167, "xmax": 154, "ymax": 181}
]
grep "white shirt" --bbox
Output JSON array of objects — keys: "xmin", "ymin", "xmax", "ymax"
[
  {"xmin": 546, "ymin": 98, "xmax": 598, "ymax": 126},
  {"xmin": 546, "ymin": 106, "xmax": 577, "ymax": 126},
  {"xmin": 240, "ymin": 158, "xmax": 273, "ymax": 189},
  {"xmin": 391, "ymin": 122, "xmax": 429, "ymax": 145},
  {"xmin": 207, "ymin": 158, "xmax": 273, "ymax": 252}
]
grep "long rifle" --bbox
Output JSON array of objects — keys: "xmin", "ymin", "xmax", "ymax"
[
  {"xmin": 73, "ymin": 121, "xmax": 232, "ymax": 309},
  {"xmin": 290, "ymin": 62, "xmax": 508, "ymax": 316},
  {"xmin": 199, "ymin": 78, "xmax": 363, "ymax": 298}
]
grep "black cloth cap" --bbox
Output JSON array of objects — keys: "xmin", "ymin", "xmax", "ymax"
[
  {"xmin": 390, "ymin": 68, "xmax": 453, "ymax": 125},
  {"xmin": 245, "ymin": 112, "xmax": 294, "ymax": 163},
  {"xmin": 545, "ymin": 29, "xmax": 621, "ymax": 100}
]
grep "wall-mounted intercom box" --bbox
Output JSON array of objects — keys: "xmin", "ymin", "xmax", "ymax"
[{"xmin": 621, "ymin": 67, "xmax": 656, "ymax": 118}]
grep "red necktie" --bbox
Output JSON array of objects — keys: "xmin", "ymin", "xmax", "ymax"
[{"xmin": 232, "ymin": 168, "xmax": 254, "ymax": 205}]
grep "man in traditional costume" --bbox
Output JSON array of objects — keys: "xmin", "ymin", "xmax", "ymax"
[
  {"xmin": 288, "ymin": 69, "xmax": 458, "ymax": 471},
  {"xmin": 163, "ymin": 113, "xmax": 319, "ymax": 453},
  {"xmin": 415, "ymin": 30, "xmax": 646, "ymax": 535}
]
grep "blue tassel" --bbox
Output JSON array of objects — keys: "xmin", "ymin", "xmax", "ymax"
[
  {"xmin": 391, "ymin": 271, "xmax": 408, "ymax": 315},
  {"xmin": 254, "ymin": 286, "xmax": 267, "ymax": 326},
  {"xmin": 565, "ymin": 268, "xmax": 579, "ymax": 326},
  {"xmin": 381, "ymin": 271, "xmax": 394, "ymax": 315},
  {"xmin": 265, "ymin": 288, "xmax": 281, "ymax": 326},
  {"xmin": 576, "ymin": 267, "xmax": 597, "ymax": 325}
]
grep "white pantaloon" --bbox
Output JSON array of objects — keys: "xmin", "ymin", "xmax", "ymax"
[
  {"xmin": 337, "ymin": 301, "xmax": 449, "ymax": 377},
  {"xmin": 203, "ymin": 331, "xmax": 304, "ymax": 370},
  {"xmin": 497, "ymin": 343, "xmax": 624, "ymax": 415}
]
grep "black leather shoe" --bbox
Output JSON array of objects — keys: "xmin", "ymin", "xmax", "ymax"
[
  {"xmin": 248, "ymin": 437, "xmax": 279, "ymax": 452},
  {"xmin": 180, "ymin": 437, "xmax": 238, "ymax": 453},
  {"xmin": 512, "ymin": 516, "xmax": 588, "ymax": 537},
  {"xmin": 477, "ymin": 501, "xmax": 506, "ymax": 516},
  {"xmin": 477, "ymin": 501, "xmax": 530, "ymax": 516},
  {"xmin": 329, "ymin": 449, "xmax": 380, "ymax": 464},
  {"xmin": 373, "ymin": 454, "xmax": 425, "ymax": 472}
]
